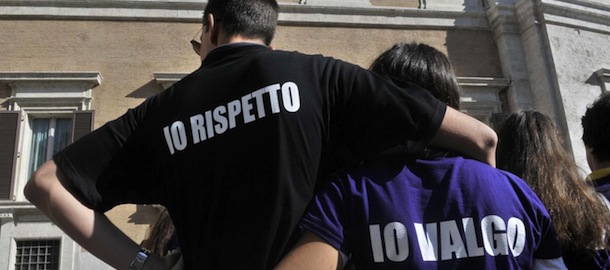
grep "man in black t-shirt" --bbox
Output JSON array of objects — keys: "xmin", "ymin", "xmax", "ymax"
[{"xmin": 24, "ymin": 1, "xmax": 497, "ymax": 269}]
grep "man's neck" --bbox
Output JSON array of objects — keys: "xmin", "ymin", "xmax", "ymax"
[
  {"xmin": 219, "ymin": 35, "xmax": 266, "ymax": 47},
  {"xmin": 593, "ymin": 160, "xmax": 610, "ymax": 172}
]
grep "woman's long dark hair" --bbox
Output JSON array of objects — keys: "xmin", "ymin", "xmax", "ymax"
[
  {"xmin": 370, "ymin": 42, "xmax": 461, "ymax": 110},
  {"xmin": 143, "ymin": 207, "xmax": 176, "ymax": 256},
  {"xmin": 497, "ymin": 111, "xmax": 610, "ymax": 255}
]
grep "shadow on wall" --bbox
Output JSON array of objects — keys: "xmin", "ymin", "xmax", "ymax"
[
  {"xmin": 445, "ymin": 0, "xmax": 503, "ymax": 79},
  {"xmin": 127, "ymin": 80, "xmax": 165, "ymax": 99},
  {"xmin": 585, "ymin": 73, "xmax": 601, "ymax": 86},
  {"xmin": 444, "ymin": 1, "xmax": 507, "ymax": 125},
  {"xmin": 0, "ymin": 84, "xmax": 11, "ymax": 109},
  {"xmin": 585, "ymin": 69, "xmax": 610, "ymax": 94},
  {"xmin": 129, "ymin": 204, "xmax": 162, "ymax": 225},
  {"xmin": 445, "ymin": 29, "xmax": 503, "ymax": 78}
]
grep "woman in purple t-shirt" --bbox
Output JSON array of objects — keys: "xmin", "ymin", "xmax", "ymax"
[{"xmin": 275, "ymin": 43, "xmax": 567, "ymax": 270}]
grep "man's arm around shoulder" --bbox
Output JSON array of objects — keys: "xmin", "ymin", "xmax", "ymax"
[{"xmin": 432, "ymin": 106, "xmax": 497, "ymax": 167}]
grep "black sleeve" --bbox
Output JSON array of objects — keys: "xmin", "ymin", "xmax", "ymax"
[
  {"xmin": 325, "ymin": 60, "xmax": 446, "ymax": 165},
  {"xmin": 54, "ymin": 98, "xmax": 160, "ymax": 212}
]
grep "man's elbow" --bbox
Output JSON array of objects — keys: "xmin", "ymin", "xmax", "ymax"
[
  {"xmin": 24, "ymin": 160, "xmax": 56, "ymax": 206},
  {"xmin": 24, "ymin": 169, "xmax": 46, "ymax": 206},
  {"xmin": 484, "ymin": 129, "xmax": 498, "ymax": 151},
  {"xmin": 482, "ymin": 128, "xmax": 498, "ymax": 167}
]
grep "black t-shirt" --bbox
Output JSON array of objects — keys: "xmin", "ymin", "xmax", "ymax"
[{"xmin": 54, "ymin": 43, "xmax": 445, "ymax": 269}]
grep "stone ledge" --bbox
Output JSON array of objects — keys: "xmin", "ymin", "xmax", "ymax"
[
  {"xmin": 540, "ymin": 0, "xmax": 610, "ymax": 34},
  {"xmin": 0, "ymin": 1, "xmax": 491, "ymax": 30},
  {"xmin": 0, "ymin": 72, "xmax": 102, "ymax": 86}
]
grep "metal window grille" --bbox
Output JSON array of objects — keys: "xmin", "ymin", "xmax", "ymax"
[{"xmin": 15, "ymin": 240, "xmax": 60, "ymax": 270}]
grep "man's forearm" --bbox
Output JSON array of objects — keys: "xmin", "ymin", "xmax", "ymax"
[
  {"xmin": 431, "ymin": 106, "xmax": 497, "ymax": 167},
  {"xmin": 24, "ymin": 161, "xmax": 144, "ymax": 269},
  {"xmin": 25, "ymin": 161, "xmax": 183, "ymax": 270},
  {"xmin": 274, "ymin": 231, "xmax": 340, "ymax": 270}
]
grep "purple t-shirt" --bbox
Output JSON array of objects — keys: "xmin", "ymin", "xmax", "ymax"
[{"xmin": 301, "ymin": 156, "xmax": 563, "ymax": 269}]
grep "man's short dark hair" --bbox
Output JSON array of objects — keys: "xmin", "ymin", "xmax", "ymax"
[
  {"xmin": 204, "ymin": 0, "xmax": 279, "ymax": 46},
  {"xmin": 582, "ymin": 92, "xmax": 610, "ymax": 161}
]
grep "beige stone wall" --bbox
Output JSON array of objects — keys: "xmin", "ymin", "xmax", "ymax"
[
  {"xmin": 274, "ymin": 25, "xmax": 502, "ymax": 77},
  {"xmin": 1, "ymin": 21, "xmax": 502, "ymax": 116},
  {"xmin": 0, "ymin": 20, "xmax": 202, "ymax": 125},
  {"xmin": 106, "ymin": 204, "xmax": 162, "ymax": 245},
  {"xmin": 0, "ymin": 19, "xmax": 201, "ymax": 244}
]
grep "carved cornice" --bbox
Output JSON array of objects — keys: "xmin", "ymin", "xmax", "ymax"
[
  {"xmin": 0, "ymin": 72, "xmax": 102, "ymax": 86},
  {"xmin": 537, "ymin": 0, "xmax": 610, "ymax": 35},
  {"xmin": 486, "ymin": 2, "xmax": 520, "ymax": 35},
  {"xmin": 0, "ymin": 1, "xmax": 491, "ymax": 30},
  {"xmin": 0, "ymin": 72, "xmax": 101, "ymax": 110},
  {"xmin": 0, "ymin": 202, "xmax": 50, "ymax": 225},
  {"xmin": 279, "ymin": 5, "xmax": 489, "ymax": 30},
  {"xmin": 153, "ymin": 72, "xmax": 188, "ymax": 89}
]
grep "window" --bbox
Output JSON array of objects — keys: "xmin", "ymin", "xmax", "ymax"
[
  {"xmin": 0, "ymin": 111, "xmax": 93, "ymax": 200},
  {"xmin": 0, "ymin": 72, "xmax": 100, "ymax": 201},
  {"xmin": 27, "ymin": 117, "xmax": 73, "ymax": 179},
  {"xmin": 15, "ymin": 239, "xmax": 60, "ymax": 270},
  {"xmin": 457, "ymin": 76, "xmax": 509, "ymax": 124}
]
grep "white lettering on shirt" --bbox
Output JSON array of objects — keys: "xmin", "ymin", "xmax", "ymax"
[
  {"xmin": 369, "ymin": 215, "xmax": 527, "ymax": 263},
  {"xmin": 162, "ymin": 82, "xmax": 301, "ymax": 155}
]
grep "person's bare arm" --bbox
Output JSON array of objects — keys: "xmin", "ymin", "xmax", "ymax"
[
  {"xmin": 431, "ymin": 106, "xmax": 497, "ymax": 167},
  {"xmin": 24, "ymin": 160, "xmax": 182, "ymax": 270},
  {"xmin": 275, "ymin": 231, "xmax": 340, "ymax": 270}
]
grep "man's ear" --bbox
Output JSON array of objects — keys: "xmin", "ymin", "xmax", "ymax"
[{"xmin": 207, "ymin": 13, "xmax": 219, "ymax": 45}]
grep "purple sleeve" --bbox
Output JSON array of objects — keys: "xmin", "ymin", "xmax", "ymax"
[
  {"xmin": 299, "ymin": 179, "xmax": 349, "ymax": 253},
  {"xmin": 534, "ymin": 214, "xmax": 563, "ymax": 260},
  {"xmin": 505, "ymin": 171, "xmax": 564, "ymax": 260}
]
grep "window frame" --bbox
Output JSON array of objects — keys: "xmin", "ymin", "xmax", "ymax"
[
  {"xmin": 14, "ymin": 238, "xmax": 61, "ymax": 270},
  {"xmin": 0, "ymin": 72, "xmax": 100, "ymax": 201},
  {"xmin": 22, "ymin": 112, "xmax": 75, "ymax": 182},
  {"xmin": 457, "ymin": 76, "xmax": 509, "ymax": 124}
]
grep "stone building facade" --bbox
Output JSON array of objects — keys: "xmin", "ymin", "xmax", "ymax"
[{"xmin": 0, "ymin": 0, "xmax": 607, "ymax": 269}]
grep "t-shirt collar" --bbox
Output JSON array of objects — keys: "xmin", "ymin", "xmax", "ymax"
[
  {"xmin": 202, "ymin": 42, "xmax": 269, "ymax": 67},
  {"xmin": 586, "ymin": 167, "xmax": 610, "ymax": 182}
]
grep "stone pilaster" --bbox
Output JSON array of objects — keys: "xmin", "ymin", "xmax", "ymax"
[{"xmin": 486, "ymin": 0, "xmax": 534, "ymax": 112}]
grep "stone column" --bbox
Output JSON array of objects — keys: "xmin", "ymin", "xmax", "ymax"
[
  {"xmin": 486, "ymin": 0, "xmax": 534, "ymax": 112},
  {"xmin": 512, "ymin": 0, "xmax": 579, "ymax": 160}
]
